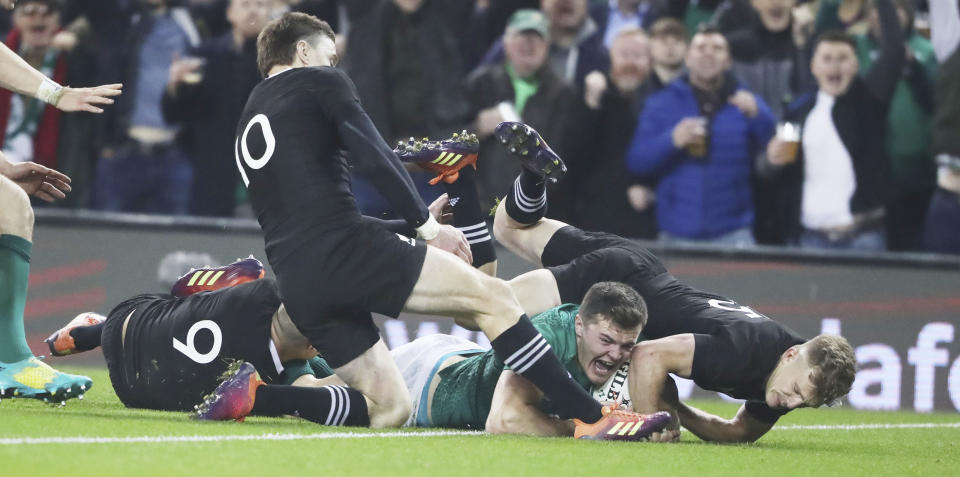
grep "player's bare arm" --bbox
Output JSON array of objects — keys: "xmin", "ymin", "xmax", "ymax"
[
  {"xmin": 0, "ymin": 43, "xmax": 121, "ymax": 114},
  {"xmin": 628, "ymin": 334, "xmax": 695, "ymax": 415},
  {"xmin": 486, "ymin": 370, "xmax": 576, "ymax": 437},
  {"xmin": 676, "ymin": 401, "xmax": 774, "ymax": 443}
]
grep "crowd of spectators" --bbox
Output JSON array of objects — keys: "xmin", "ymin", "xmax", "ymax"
[{"xmin": 1, "ymin": 0, "xmax": 957, "ymax": 255}]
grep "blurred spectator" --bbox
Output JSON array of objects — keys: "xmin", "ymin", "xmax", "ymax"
[
  {"xmin": 478, "ymin": 0, "xmax": 609, "ymax": 88},
  {"xmin": 627, "ymin": 25, "xmax": 775, "ymax": 246},
  {"xmin": 855, "ymin": 0, "xmax": 937, "ymax": 251},
  {"xmin": 0, "ymin": 0, "xmax": 99, "ymax": 208},
  {"xmin": 463, "ymin": 0, "xmax": 540, "ymax": 68},
  {"xmin": 343, "ymin": 0, "xmax": 474, "ymax": 217},
  {"xmin": 765, "ymin": 0, "xmax": 904, "ymax": 251},
  {"xmin": 162, "ymin": 0, "xmax": 268, "ymax": 217},
  {"xmin": 664, "ymin": 0, "xmax": 725, "ymax": 36},
  {"xmin": 647, "ymin": 17, "xmax": 688, "ymax": 89},
  {"xmin": 923, "ymin": 0, "xmax": 960, "ymax": 254},
  {"xmin": 90, "ymin": 0, "xmax": 200, "ymax": 214},
  {"xmin": 723, "ymin": 0, "xmax": 818, "ymax": 245},
  {"xmin": 815, "ymin": 0, "xmax": 871, "ymax": 36},
  {"xmin": 464, "ymin": 9, "xmax": 582, "ymax": 217},
  {"xmin": 578, "ymin": 27, "xmax": 657, "ymax": 237},
  {"xmin": 590, "ymin": 0, "xmax": 664, "ymax": 49}
]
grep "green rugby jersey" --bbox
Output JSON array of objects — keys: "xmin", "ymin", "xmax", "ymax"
[{"xmin": 429, "ymin": 304, "xmax": 590, "ymax": 429}]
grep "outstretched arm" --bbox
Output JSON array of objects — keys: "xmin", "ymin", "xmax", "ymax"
[
  {"xmin": 486, "ymin": 370, "xmax": 575, "ymax": 436},
  {"xmin": 628, "ymin": 335, "xmax": 695, "ymax": 415},
  {"xmin": 676, "ymin": 402, "xmax": 774, "ymax": 443},
  {"xmin": 0, "ymin": 43, "xmax": 122, "ymax": 113}
]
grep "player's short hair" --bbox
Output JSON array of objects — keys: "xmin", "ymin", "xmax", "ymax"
[
  {"xmin": 649, "ymin": 17, "xmax": 687, "ymax": 41},
  {"xmin": 579, "ymin": 282, "xmax": 647, "ymax": 331},
  {"xmin": 813, "ymin": 30, "xmax": 857, "ymax": 54},
  {"xmin": 805, "ymin": 334, "xmax": 856, "ymax": 406},
  {"xmin": 256, "ymin": 12, "xmax": 336, "ymax": 77}
]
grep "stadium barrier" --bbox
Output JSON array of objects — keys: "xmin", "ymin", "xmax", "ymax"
[{"xmin": 28, "ymin": 209, "xmax": 960, "ymax": 413}]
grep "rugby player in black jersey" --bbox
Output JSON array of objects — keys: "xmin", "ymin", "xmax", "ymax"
[
  {"xmin": 489, "ymin": 122, "xmax": 857, "ymax": 443},
  {"xmin": 41, "ymin": 258, "xmax": 377, "ymax": 425},
  {"xmin": 229, "ymin": 12, "xmax": 655, "ymax": 432}
]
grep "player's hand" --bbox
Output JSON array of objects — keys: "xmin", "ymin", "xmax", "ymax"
[
  {"xmin": 728, "ymin": 91, "xmax": 758, "ymax": 118},
  {"xmin": 3, "ymin": 160, "xmax": 72, "ymax": 202},
  {"xmin": 56, "ymin": 83, "xmax": 123, "ymax": 113},
  {"xmin": 428, "ymin": 193, "xmax": 454, "ymax": 224},
  {"xmin": 647, "ymin": 428, "xmax": 681, "ymax": 443},
  {"xmin": 427, "ymin": 225, "xmax": 473, "ymax": 265}
]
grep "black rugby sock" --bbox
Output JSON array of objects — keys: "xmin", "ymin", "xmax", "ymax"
[
  {"xmin": 441, "ymin": 166, "xmax": 496, "ymax": 267},
  {"xmin": 69, "ymin": 322, "xmax": 104, "ymax": 351},
  {"xmin": 253, "ymin": 384, "xmax": 370, "ymax": 426},
  {"xmin": 490, "ymin": 315, "xmax": 603, "ymax": 423},
  {"xmin": 504, "ymin": 171, "xmax": 547, "ymax": 225}
]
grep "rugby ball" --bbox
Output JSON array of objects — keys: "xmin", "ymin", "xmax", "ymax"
[{"xmin": 591, "ymin": 361, "xmax": 632, "ymax": 407}]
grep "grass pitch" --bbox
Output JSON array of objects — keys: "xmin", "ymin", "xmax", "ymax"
[{"xmin": 2, "ymin": 367, "xmax": 958, "ymax": 476}]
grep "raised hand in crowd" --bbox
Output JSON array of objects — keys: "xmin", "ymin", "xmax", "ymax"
[
  {"xmin": 728, "ymin": 90, "xmax": 759, "ymax": 118},
  {"xmin": 583, "ymin": 71, "xmax": 608, "ymax": 110},
  {"xmin": 671, "ymin": 117, "xmax": 708, "ymax": 149}
]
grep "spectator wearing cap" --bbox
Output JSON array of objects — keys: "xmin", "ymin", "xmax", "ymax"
[
  {"xmin": 477, "ymin": 0, "xmax": 608, "ymax": 88},
  {"xmin": 765, "ymin": 0, "xmax": 905, "ymax": 251},
  {"xmin": 627, "ymin": 25, "xmax": 775, "ymax": 247},
  {"xmin": 854, "ymin": 0, "xmax": 937, "ymax": 251},
  {"xmin": 162, "ymin": 0, "xmax": 269, "ymax": 217},
  {"xmin": 343, "ymin": 0, "xmax": 475, "ymax": 218},
  {"xmin": 589, "ymin": 0, "xmax": 664, "ymax": 50},
  {"xmin": 0, "ymin": 0, "xmax": 99, "ymax": 208},
  {"xmin": 578, "ymin": 27, "xmax": 658, "ymax": 237},
  {"xmin": 647, "ymin": 17, "xmax": 687, "ymax": 90},
  {"xmin": 465, "ymin": 8, "xmax": 582, "ymax": 219}
]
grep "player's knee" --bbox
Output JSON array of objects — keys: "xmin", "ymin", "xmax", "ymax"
[
  {"xmin": 367, "ymin": 392, "xmax": 412, "ymax": 429},
  {"xmin": 0, "ymin": 178, "xmax": 34, "ymax": 239}
]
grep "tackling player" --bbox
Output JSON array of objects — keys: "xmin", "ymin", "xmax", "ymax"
[
  {"xmin": 488, "ymin": 121, "xmax": 857, "ymax": 443},
  {"xmin": 231, "ymin": 12, "xmax": 655, "ymax": 433}
]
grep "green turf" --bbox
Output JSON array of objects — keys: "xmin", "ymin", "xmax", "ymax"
[{"xmin": 2, "ymin": 367, "xmax": 958, "ymax": 476}]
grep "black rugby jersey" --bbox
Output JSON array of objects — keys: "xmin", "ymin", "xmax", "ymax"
[
  {"xmin": 108, "ymin": 279, "xmax": 285, "ymax": 411},
  {"xmin": 234, "ymin": 67, "xmax": 429, "ymax": 264}
]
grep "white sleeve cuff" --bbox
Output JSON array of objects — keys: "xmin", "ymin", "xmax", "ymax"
[{"xmin": 415, "ymin": 215, "xmax": 441, "ymax": 241}]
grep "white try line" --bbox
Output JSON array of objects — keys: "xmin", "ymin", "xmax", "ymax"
[
  {"xmin": 0, "ymin": 430, "xmax": 484, "ymax": 446},
  {"xmin": 3, "ymin": 423, "xmax": 959, "ymax": 446},
  {"xmin": 772, "ymin": 422, "xmax": 960, "ymax": 431}
]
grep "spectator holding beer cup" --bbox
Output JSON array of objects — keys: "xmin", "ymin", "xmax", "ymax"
[{"xmin": 626, "ymin": 24, "xmax": 775, "ymax": 246}]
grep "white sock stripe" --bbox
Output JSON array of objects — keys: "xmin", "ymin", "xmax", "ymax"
[
  {"xmin": 462, "ymin": 229, "xmax": 490, "ymax": 239},
  {"xmin": 324, "ymin": 387, "xmax": 339, "ymax": 426},
  {"xmin": 514, "ymin": 177, "xmax": 546, "ymax": 205},
  {"xmin": 510, "ymin": 338, "xmax": 550, "ymax": 373},
  {"xmin": 504, "ymin": 335, "xmax": 547, "ymax": 368},
  {"xmin": 467, "ymin": 235, "xmax": 492, "ymax": 245},
  {"xmin": 339, "ymin": 387, "xmax": 351, "ymax": 426},
  {"xmin": 513, "ymin": 180, "xmax": 545, "ymax": 208},
  {"xmin": 514, "ymin": 342, "xmax": 553, "ymax": 374},
  {"xmin": 334, "ymin": 386, "xmax": 348, "ymax": 426},
  {"xmin": 513, "ymin": 190, "xmax": 546, "ymax": 213},
  {"xmin": 457, "ymin": 222, "xmax": 488, "ymax": 233}
]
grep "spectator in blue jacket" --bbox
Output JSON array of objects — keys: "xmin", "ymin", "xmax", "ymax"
[{"xmin": 626, "ymin": 25, "xmax": 775, "ymax": 246}]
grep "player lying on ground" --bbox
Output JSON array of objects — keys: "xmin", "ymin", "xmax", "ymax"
[
  {"xmin": 48, "ymin": 256, "xmax": 669, "ymax": 438},
  {"xmin": 488, "ymin": 121, "xmax": 857, "ymax": 443},
  {"xmin": 0, "ymin": 42, "xmax": 121, "ymax": 401},
  {"xmin": 229, "ymin": 12, "xmax": 655, "ymax": 434}
]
